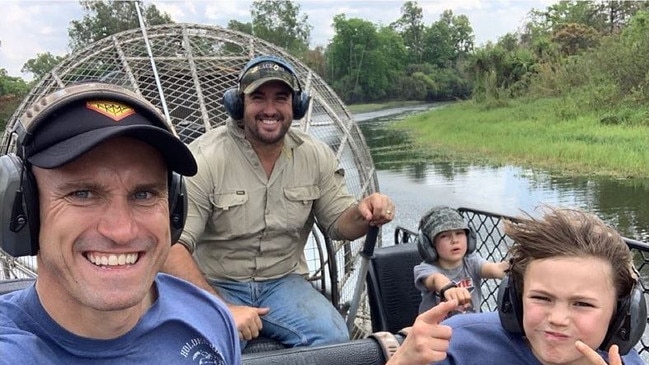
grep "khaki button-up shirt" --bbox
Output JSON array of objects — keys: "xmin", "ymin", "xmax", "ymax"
[{"xmin": 179, "ymin": 119, "xmax": 356, "ymax": 281}]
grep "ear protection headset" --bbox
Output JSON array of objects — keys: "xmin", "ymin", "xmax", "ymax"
[
  {"xmin": 416, "ymin": 209, "xmax": 477, "ymax": 263},
  {"xmin": 497, "ymin": 273, "xmax": 647, "ymax": 355},
  {"xmin": 0, "ymin": 82, "xmax": 188, "ymax": 257},
  {"xmin": 222, "ymin": 55, "xmax": 312, "ymax": 120}
]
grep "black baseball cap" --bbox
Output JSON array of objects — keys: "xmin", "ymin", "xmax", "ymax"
[{"xmin": 23, "ymin": 90, "xmax": 197, "ymax": 176}]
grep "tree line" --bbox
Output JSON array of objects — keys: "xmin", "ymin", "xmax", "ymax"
[{"xmin": 2, "ymin": 0, "xmax": 649, "ymax": 129}]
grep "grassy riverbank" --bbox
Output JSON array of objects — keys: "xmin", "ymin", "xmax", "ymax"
[{"xmin": 391, "ymin": 97, "xmax": 649, "ymax": 178}]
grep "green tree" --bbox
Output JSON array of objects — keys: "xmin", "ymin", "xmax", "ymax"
[
  {"xmin": 391, "ymin": 1, "xmax": 426, "ymax": 63},
  {"xmin": 551, "ymin": 23, "xmax": 600, "ymax": 56},
  {"xmin": 327, "ymin": 15, "xmax": 379, "ymax": 102},
  {"xmin": 0, "ymin": 69, "xmax": 29, "ymax": 131},
  {"xmin": 522, "ymin": 1, "xmax": 599, "ymax": 47},
  {"xmin": 227, "ymin": 19, "xmax": 253, "ymax": 35},
  {"xmin": 0, "ymin": 69, "xmax": 29, "ymax": 97},
  {"xmin": 68, "ymin": 0, "xmax": 172, "ymax": 51},
  {"xmin": 423, "ymin": 10, "xmax": 474, "ymax": 68},
  {"xmin": 327, "ymin": 14, "xmax": 408, "ymax": 103},
  {"xmin": 593, "ymin": 1, "xmax": 649, "ymax": 34},
  {"xmin": 250, "ymin": 0, "xmax": 312, "ymax": 55},
  {"xmin": 21, "ymin": 52, "xmax": 65, "ymax": 80},
  {"xmin": 525, "ymin": 1, "xmax": 649, "ymax": 38},
  {"xmin": 302, "ymin": 46, "xmax": 328, "ymax": 80}
]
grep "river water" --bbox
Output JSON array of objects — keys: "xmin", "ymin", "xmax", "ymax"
[{"xmin": 355, "ymin": 104, "xmax": 649, "ymax": 243}]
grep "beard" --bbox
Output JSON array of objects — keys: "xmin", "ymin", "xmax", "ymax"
[{"xmin": 247, "ymin": 115, "xmax": 291, "ymax": 145}]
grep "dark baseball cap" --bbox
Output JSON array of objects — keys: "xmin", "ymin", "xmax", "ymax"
[
  {"xmin": 240, "ymin": 61, "xmax": 297, "ymax": 94},
  {"xmin": 23, "ymin": 90, "xmax": 197, "ymax": 176}
]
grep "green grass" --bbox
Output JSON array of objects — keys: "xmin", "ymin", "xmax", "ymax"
[{"xmin": 392, "ymin": 97, "xmax": 649, "ymax": 178}]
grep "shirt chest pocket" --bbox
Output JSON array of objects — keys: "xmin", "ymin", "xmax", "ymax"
[
  {"xmin": 283, "ymin": 185, "xmax": 321, "ymax": 229},
  {"xmin": 209, "ymin": 191, "xmax": 248, "ymax": 237}
]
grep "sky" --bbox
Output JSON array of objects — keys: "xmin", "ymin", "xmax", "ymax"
[{"xmin": 0, "ymin": 0, "xmax": 557, "ymax": 81}]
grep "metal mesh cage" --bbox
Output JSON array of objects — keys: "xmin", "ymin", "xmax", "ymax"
[{"xmin": 0, "ymin": 23, "xmax": 380, "ymax": 337}]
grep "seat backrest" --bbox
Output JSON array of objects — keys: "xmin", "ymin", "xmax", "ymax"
[{"xmin": 366, "ymin": 242, "xmax": 422, "ymax": 333}]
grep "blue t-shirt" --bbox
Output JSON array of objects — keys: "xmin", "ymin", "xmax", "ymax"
[
  {"xmin": 435, "ymin": 311, "xmax": 645, "ymax": 365},
  {"xmin": 414, "ymin": 252, "xmax": 486, "ymax": 313},
  {"xmin": 0, "ymin": 273, "xmax": 240, "ymax": 364}
]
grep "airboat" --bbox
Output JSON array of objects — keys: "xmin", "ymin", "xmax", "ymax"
[{"xmin": 1, "ymin": 23, "xmax": 648, "ymax": 364}]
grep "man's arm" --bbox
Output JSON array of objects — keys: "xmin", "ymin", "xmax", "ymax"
[
  {"xmin": 163, "ymin": 243, "xmax": 220, "ymax": 295},
  {"xmin": 162, "ymin": 244, "xmax": 269, "ymax": 340}
]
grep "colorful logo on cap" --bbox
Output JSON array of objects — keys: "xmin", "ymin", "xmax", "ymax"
[{"xmin": 86, "ymin": 100, "xmax": 135, "ymax": 121}]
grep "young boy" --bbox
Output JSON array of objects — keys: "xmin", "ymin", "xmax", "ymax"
[
  {"xmin": 435, "ymin": 207, "xmax": 646, "ymax": 364},
  {"xmin": 413, "ymin": 206, "xmax": 508, "ymax": 315}
]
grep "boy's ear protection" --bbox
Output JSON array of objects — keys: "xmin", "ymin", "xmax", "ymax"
[
  {"xmin": 600, "ymin": 282, "xmax": 647, "ymax": 355},
  {"xmin": 416, "ymin": 228, "xmax": 477, "ymax": 263},
  {"xmin": 0, "ymin": 82, "xmax": 188, "ymax": 257},
  {"xmin": 496, "ymin": 274, "xmax": 524, "ymax": 335},
  {"xmin": 497, "ymin": 274, "xmax": 647, "ymax": 355},
  {"xmin": 222, "ymin": 55, "xmax": 311, "ymax": 120}
]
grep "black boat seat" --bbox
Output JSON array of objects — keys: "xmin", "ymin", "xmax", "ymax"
[{"xmin": 366, "ymin": 241, "xmax": 422, "ymax": 333}]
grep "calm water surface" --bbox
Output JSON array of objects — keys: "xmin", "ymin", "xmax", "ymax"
[{"xmin": 356, "ymin": 105, "xmax": 649, "ymax": 242}]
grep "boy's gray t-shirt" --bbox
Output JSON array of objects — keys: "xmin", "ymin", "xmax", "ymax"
[{"xmin": 413, "ymin": 252, "xmax": 487, "ymax": 313}]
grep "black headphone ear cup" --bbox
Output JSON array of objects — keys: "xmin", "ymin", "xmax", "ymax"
[
  {"xmin": 0, "ymin": 154, "xmax": 36, "ymax": 256},
  {"xmin": 21, "ymin": 166, "xmax": 40, "ymax": 256},
  {"xmin": 498, "ymin": 275, "xmax": 525, "ymax": 335},
  {"xmin": 466, "ymin": 228, "xmax": 477, "ymax": 254},
  {"xmin": 292, "ymin": 91, "xmax": 311, "ymax": 120},
  {"xmin": 416, "ymin": 232, "xmax": 437, "ymax": 263},
  {"xmin": 600, "ymin": 283, "xmax": 647, "ymax": 355},
  {"xmin": 168, "ymin": 173, "xmax": 187, "ymax": 245},
  {"xmin": 222, "ymin": 88, "xmax": 244, "ymax": 120}
]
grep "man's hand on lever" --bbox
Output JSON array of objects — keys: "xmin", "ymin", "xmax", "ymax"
[{"xmin": 358, "ymin": 193, "xmax": 395, "ymax": 227}]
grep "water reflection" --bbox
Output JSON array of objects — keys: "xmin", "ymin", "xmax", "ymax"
[{"xmin": 357, "ymin": 107, "xmax": 649, "ymax": 242}]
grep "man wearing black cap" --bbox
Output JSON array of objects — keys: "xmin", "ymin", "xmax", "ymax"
[
  {"xmin": 0, "ymin": 82, "xmax": 240, "ymax": 364},
  {"xmin": 162, "ymin": 55, "xmax": 396, "ymax": 349}
]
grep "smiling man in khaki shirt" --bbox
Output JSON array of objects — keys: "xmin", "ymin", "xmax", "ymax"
[{"xmin": 162, "ymin": 55, "xmax": 395, "ymax": 351}]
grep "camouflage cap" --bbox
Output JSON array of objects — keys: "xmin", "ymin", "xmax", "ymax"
[
  {"xmin": 419, "ymin": 206, "xmax": 469, "ymax": 241},
  {"xmin": 240, "ymin": 61, "xmax": 298, "ymax": 94}
]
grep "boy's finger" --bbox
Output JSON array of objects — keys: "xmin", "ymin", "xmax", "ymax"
[{"xmin": 575, "ymin": 341, "xmax": 621, "ymax": 365}]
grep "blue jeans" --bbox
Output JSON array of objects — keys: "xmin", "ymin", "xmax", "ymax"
[{"xmin": 210, "ymin": 274, "xmax": 349, "ymax": 348}]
